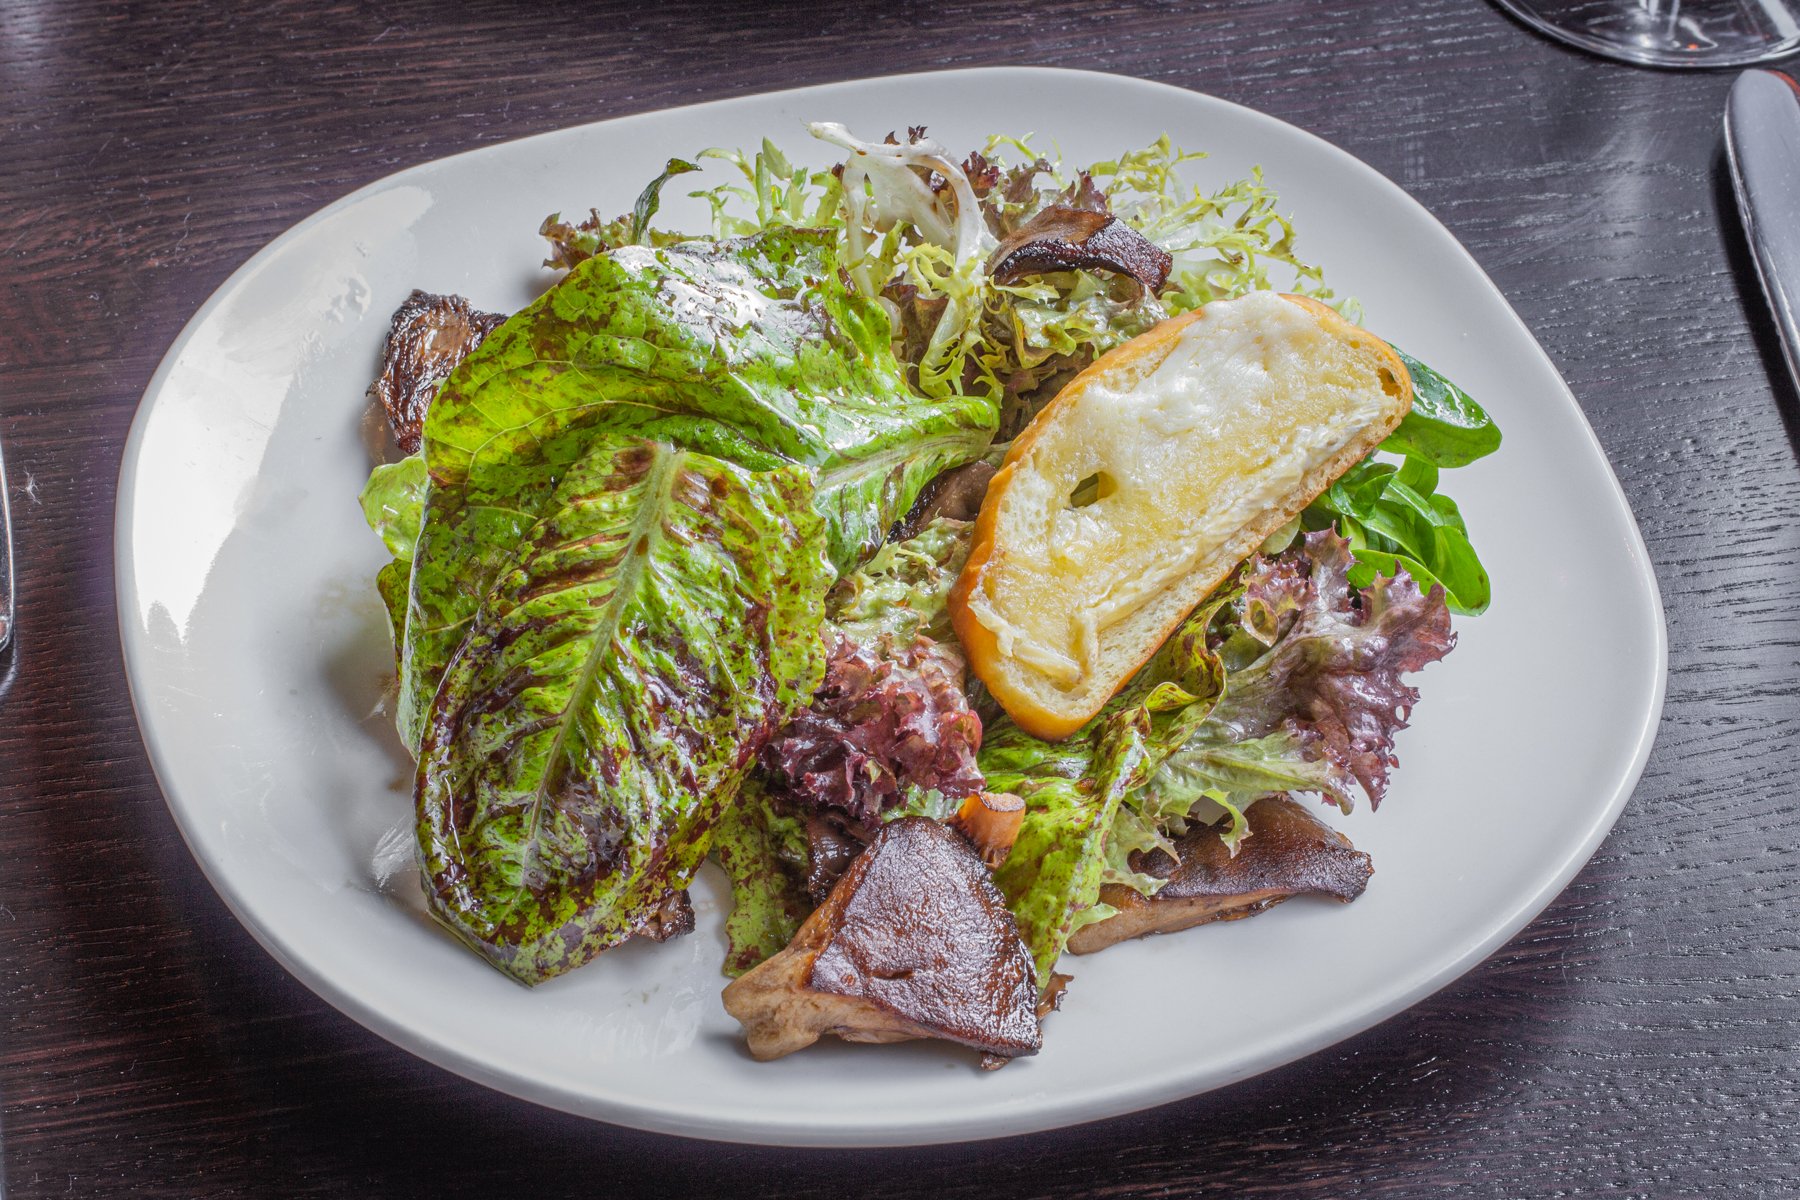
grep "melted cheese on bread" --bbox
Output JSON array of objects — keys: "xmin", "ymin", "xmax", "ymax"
[{"xmin": 950, "ymin": 291, "xmax": 1411, "ymax": 739}]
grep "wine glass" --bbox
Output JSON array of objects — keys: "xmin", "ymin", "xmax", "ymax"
[{"xmin": 1494, "ymin": 0, "xmax": 1800, "ymax": 67}]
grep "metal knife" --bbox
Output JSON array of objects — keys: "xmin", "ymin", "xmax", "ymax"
[
  {"xmin": 0, "ymin": 430, "xmax": 11, "ymax": 655},
  {"xmin": 1726, "ymin": 69, "xmax": 1800, "ymax": 396}
]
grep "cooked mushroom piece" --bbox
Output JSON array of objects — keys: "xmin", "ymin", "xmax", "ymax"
[
  {"xmin": 893, "ymin": 460, "xmax": 997, "ymax": 537},
  {"xmin": 986, "ymin": 205, "xmax": 1173, "ymax": 296},
  {"xmin": 722, "ymin": 816, "xmax": 1042, "ymax": 1062},
  {"xmin": 1067, "ymin": 795, "xmax": 1374, "ymax": 955},
  {"xmin": 635, "ymin": 888, "xmax": 694, "ymax": 943},
  {"xmin": 368, "ymin": 290, "xmax": 505, "ymax": 454}
]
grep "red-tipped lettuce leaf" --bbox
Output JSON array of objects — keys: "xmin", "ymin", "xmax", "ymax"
[{"xmin": 415, "ymin": 440, "xmax": 831, "ymax": 984}]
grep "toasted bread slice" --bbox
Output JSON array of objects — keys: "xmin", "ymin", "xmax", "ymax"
[{"xmin": 948, "ymin": 292, "xmax": 1411, "ymax": 740}]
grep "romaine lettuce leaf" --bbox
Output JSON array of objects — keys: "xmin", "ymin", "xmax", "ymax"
[
  {"xmin": 415, "ymin": 440, "xmax": 832, "ymax": 984},
  {"xmin": 395, "ymin": 228, "xmax": 998, "ymax": 749}
]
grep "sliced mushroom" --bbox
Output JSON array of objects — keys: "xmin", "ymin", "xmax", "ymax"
[
  {"xmin": 723, "ymin": 816, "xmax": 1041, "ymax": 1062},
  {"xmin": 635, "ymin": 888, "xmax": 694, "ymax": 942},
  {"xmin": 1067, "ymin": 795, "xmax": 1373, "ymax": 954},
  {"xmin": 893, "ymin": 460, "xmax": 997, "ymax": 539},
  {"xmin": 368, "ymin": 290, "xmax": 505, "ymax": 454},
  {"xmin": 986, "ymin": 205, "xmax": 1173, "ymax": 296}
]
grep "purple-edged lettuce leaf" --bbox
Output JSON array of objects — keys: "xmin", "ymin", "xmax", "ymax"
[
  {"xmin": 394, "ymin": 228, "xmax": 997, "ymax": 751},
  {"xmin": 1193, "ymin": 529, "xmax": 1455, "ymax": 810},
  {"xmin": 414, "ymin": 441, "xmax": 831, "ymax": 984},
  {"xmin": 989, "ymin": 530, "xmax": 1454, "ymax": 983},
  {"xmin": 758, "ymin": 519, "xmax": 983, "ymax": 833},
  {"xmin": 712, "ymin": 777, "xmax": 813, "ymax": 978}
]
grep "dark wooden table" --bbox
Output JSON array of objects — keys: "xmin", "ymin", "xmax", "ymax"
[{"xmin": 5, "ymin": 0, "xmax": 1798, "ymax": 1195}]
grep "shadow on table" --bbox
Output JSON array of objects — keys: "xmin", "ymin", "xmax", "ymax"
[{"xmin": 1714, "ymin": 144, "xmax": 1800, "ymax": 462}]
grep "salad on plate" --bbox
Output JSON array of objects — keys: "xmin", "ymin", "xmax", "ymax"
[{"xmin": 355, "ymin": 121, "xmax": 1501, "ymax": 1068}]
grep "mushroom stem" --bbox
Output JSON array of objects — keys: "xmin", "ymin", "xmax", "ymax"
[{"xmin": 948, "ymin": 792, "xmax": 1026, "ymax": 869}]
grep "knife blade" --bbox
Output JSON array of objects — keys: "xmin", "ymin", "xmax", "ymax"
[
  {"xmin": 0, "ymin": 431, "xmax": 11, "ymax": 655},
  {"xmin": 1725, "ymin": 69, "xmax": 1800, "ymax": 397}
]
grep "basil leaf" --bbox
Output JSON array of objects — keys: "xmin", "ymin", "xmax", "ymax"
[
  {"xmin": 1381, "ymin": 351, "xmax": 1501, "ymax": 467},
  {"xmin": 415, "ymin": 441, "xmax": 832, "ymax": 984}
]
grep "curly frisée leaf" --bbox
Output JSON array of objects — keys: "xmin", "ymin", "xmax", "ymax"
[
  {"xmin": 415, "ymin": 441, "xmax": 832, "ymax": 985},
  {"xmin": 693, "ymin": 139, "xmax": 844, "ymax": 239}
]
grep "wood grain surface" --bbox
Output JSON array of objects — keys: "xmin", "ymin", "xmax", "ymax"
[{"xmin": 3, "ymin": 0, "xmax": 1797, "ymax": 1195}]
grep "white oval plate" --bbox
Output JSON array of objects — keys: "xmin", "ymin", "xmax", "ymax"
[{"xmin": 116, "ymin": 67, "xmax": 1667, "ymax": 1146}]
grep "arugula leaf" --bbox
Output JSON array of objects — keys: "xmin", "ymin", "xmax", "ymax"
[
  {"xmin": 1305, "ymin": 446, "xmax": 1491, "ymax": 616},
  {"xmin": 395, "ymin": 228, "xmax": 997, "ymax": 749},
  {"xmin": 415, "ymin": 440, "xmax": 832, "ymax": 984},
  {"xmin": 1381, "ymin": 351, "xmax": 1502, "ymax": 468}
]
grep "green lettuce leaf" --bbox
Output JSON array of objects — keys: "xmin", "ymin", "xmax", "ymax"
[
  {"xmin": 712, "ymin": 778, "xmax": 812, "ymax": 977},
  {"xmin": 982, "ymin": 713, "xmax": 1142, "ymax": 987},
  {"xmin": 983, "ymin": 614, "xmax": 1228, "ymax": 987},
  {"xmin": 359, "ymin": 455, "xmax": 427, "ymax": 560},
  {"xmin": 395, "ymin": 228, "xmax": 998, "ymax": 749},
  {"xmin": 359, "ymin": 455, "xmax": 428, "ymax": 656},
  {"xmin": 414, "ymin": 441, "xmax": 832, "ymax": 984}
]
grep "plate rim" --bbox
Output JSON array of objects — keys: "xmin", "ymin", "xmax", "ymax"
[{"xmin": 113, "ymin": 64, "xmax": 1670, "ymax": 1147}]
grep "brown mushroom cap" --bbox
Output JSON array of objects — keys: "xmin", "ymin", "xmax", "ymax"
[{"xmin": 986, "ymin": 205, "xmax": 1173, "ymax": 295}]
